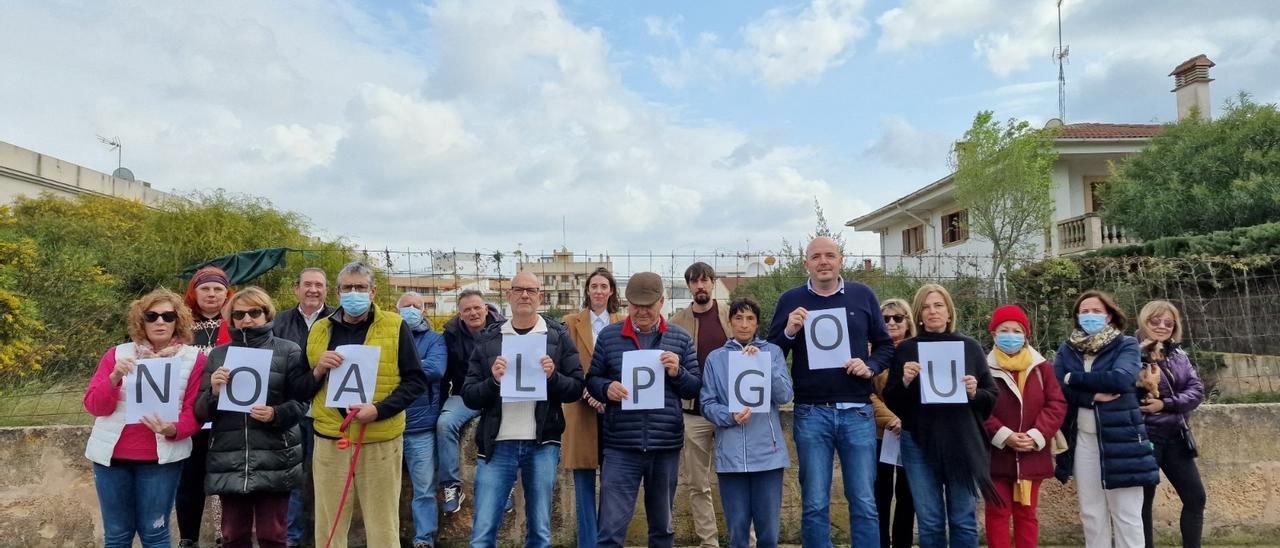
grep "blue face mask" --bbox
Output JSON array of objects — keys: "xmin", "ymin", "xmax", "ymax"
[
  {"xmin": 399, "ymin": 306, "xmax": 423, "ymax": 327},
  {"xmin": 994, "ymin": 332, "xmax": 1025, "ymax": 355},
  {"xmin": 1078, "ymin": 313, "xmax": 1108, "ymax": 335},
  {"xmin": 340, "ymin": 291, "xmax": 371, "ymax": 316}
]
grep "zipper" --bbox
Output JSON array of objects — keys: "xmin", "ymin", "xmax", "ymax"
[{"xmin": 240, "ymin": 329, "xmax": 252, "ymax": 492}]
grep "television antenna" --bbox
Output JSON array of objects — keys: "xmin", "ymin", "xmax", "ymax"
[
  {"xmin": 96, "ymin": 135, "xmax": 123, "ymax": 171},
  {"xmin": 1053, "ymin": 0, "xmax": 1070, "ymax": 121}
]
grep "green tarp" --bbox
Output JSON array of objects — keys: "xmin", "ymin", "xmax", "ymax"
[{"xmin": 180, "ymin": 247, "xmax": 300, "ymax": 285}]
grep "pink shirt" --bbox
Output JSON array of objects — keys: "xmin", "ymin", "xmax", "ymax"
[{"xmin": 83, "ymin": 346, "xmax": 207, "ymax": 461}]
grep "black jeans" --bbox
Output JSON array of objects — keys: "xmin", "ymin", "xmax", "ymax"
[
  {"xmin": 875, "ymin": 439, "xmax": 914, "ymax": 548},
  {"xmin": 1142, "ymin": 437, "xmax": 1205, "ymax": 548},
  {"xmin": 176, "ymin": 429, "xmax": 211, "ymax": 542}
]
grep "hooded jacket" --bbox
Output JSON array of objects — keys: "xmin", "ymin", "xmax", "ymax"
[
  {"xmin": 699, "ymin": 337, "xmax": 793, "ymax": 473},
  {"xmin": 194, "ymin": 323, "xmax": 305, "ymax": 495}
]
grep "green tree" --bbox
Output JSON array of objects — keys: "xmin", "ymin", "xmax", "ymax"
[
  {"xmin": 951, "ymin": 111, "xmax": 1059, "ymax": 279},
  {"xmin": 1101, "ymin": 93, "xmax": 1280, "ymax": 240}
]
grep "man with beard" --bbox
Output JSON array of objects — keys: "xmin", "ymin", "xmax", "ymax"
[{"xmin": 668, "ymin": 262, "xmax": 730, "ymax": 548}]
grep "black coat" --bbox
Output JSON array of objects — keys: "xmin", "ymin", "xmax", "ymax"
[
  {"xmin": 1054, "ymin": 335, "xmax": 1160, "ymax": 489},
  {"xmin": 271, "ymin": 304, "xmax": 335, "ymax": 350},
  {"xmin": 195, "ymin": 323, "xmax": 306, "ymax": 495},
  {"xmin": 461, "ymin": 316, "xmax": 584, "ymax": 461}
]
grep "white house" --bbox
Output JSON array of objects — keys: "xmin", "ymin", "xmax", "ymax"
[{"xmin": 847, "ymin": 55, "xmax": 1215, "ymax": 278}]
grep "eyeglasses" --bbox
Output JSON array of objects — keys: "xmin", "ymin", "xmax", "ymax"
[
  {"xmin": 510, "ymin": 286, "xmax": 541, "ymax": 296},
  {"xmin": 231, "ymin": 308, "xmax": 266, "ymax": 321},
  {"xmin": 1147, "ymin": 318, "xmax": 1177, "ymax": 329},
  {"xmin": 338, "ymin": 284, "xmax": 370, "ymax": 293},
  {"xmin": 144, "ymin": 311, "xmax": 178, "ymax": 323},
  {"xmin": 883, "ymin": 314, "xmax": 906, "ymax": 324}
]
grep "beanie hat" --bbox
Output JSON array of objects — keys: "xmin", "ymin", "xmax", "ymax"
[{"xmin": 989, "ymin": 304, "xmax": 1030, "ymax": 335}]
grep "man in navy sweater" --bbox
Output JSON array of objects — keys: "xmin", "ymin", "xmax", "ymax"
[{"xmin": 767, "ymin": 236, "xmax": 895, "ymax": 548}]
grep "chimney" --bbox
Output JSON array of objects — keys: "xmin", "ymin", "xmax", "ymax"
[{"xmin": 1170, "ymin": 54, "xmax": 1214, "ymax": 120}]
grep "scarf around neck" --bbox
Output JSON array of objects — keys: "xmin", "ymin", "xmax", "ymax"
[{"xmin": 1067, "ymin": 325, "xmax": 1121, "ymax": 355}]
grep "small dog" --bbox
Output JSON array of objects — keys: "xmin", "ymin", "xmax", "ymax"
[{"xmin": 1137, "ymin": 338, "xmax": 1165, "ymax": 399}]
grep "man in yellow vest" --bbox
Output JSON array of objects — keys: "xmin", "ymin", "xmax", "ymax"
[{"xmin": 293, "ymin": 261, "xmax": 429, "ymax": 548}]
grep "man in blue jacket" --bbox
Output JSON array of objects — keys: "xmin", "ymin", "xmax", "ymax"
[
  {"xmin": 398, "ymin": 291, "xmax": 448, "ymax": 548},
  {"xmin": 767, "ymin": 236, "xmax": 895, "ymax": 548},
  {"xmin": 587, "ymin": 272, "xmax": 702, "ymax": 548}
]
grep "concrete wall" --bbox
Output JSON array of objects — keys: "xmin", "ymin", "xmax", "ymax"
[
  {"xmin": 0, "ymin": 140, "xmax": 174, "ymax": 206},
  {"xmin": 4, "ymin": 404, "xmax": 1279, "ymax": 546}
]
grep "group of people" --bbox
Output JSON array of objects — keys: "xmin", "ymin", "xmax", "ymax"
[{"xmin": 83, "ymin": 236, "xmax": 1207, "ymax": 548}]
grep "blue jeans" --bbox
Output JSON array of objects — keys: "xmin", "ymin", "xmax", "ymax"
[
  {"xmin": 405, "ymin": 430, "xmax": 440, "ymax": 545},
  {"xmin": 470, "ymin": 440, "xmax": 560, "ymax": 548},
  {"xmin": 719, "ymin": 468, "xmax": 784, "ymax": 548},
  {"xmin": 436, "ymin": 395, "xmax": 482, "ymax": 487},
  {"xmin": 287, "ymin": 416, "xmax": 314, "ymax": 546},
  {"xmin": 899, "ymin": 431, "xmax": 978, "ymax": 548},
  {"xmin": 597, "ymin": 447, "xmax": 681, "ymax": 548},
  {"xmin": 93, "ymin": 460, "xmax": 183, "ymax": 548},
  {"xmin": 573, "ymin": 469, "xmax": 598, "ymax": 548},
  {"xmin": 793, "ymin": 403, "xmax": 880, "ymax": 548}
]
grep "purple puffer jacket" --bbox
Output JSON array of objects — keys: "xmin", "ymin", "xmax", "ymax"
[{"xmin": 1141, "ymin": 347, "xmax": 1205, "ymax": 442}]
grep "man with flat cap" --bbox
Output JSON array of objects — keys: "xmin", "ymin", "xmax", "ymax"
[{"xmin": 586, "ymin": 272, "xmax": 702, "ymax": 548}]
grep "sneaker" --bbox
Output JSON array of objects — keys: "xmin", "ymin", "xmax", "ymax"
[
  {"xmin": 504, "ymin": 487, "xmax": 516, "ymax": 513},
  {"xmin": 443, "ymin": 484, "xmax": 464, "ymax": 514},
  {"xmin": 178, "ymin": 541, "xmax": 197, "ymax": 548}
]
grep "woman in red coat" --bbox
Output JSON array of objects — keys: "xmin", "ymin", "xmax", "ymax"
[{"xmin": 984, "ymin": 305, "xmax": 1067, "ymax": 548}]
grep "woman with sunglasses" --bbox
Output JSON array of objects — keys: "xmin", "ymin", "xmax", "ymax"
[
  {"xmin": 1136, "ymin": 301, "xmax": 1205, "ymax": 548},
  {"xmin": 83, "ymin": 288, "xmax": 208, "ymax": 547},
  {"xmin": 194, "ymin": 287, "xmax": 306, "ymax": 548},
  {"xmin": 871, "ymin": 298, "xmax": 915, "ymax": 548}
]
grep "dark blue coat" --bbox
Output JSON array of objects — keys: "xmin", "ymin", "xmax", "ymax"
[
  {"xmin": 586, "ymin": 317, "xmax": 701, "ymax": 452},
  {"xmin": 1054, "ymin": 335, "xmax": 1160, "ymax": 489},
  {"xmin": 403, "ymin": 324, "xmax": 447, "ymax": 434}
]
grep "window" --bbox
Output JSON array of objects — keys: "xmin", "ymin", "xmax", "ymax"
[
  {"xmin": 1084, "ymin": 176, "xmax": 1108, "ymax": 213},
  {"xmin": 902, "ymin": 225, "xmax": 925, "ymax": 255},
  {"xmin": 942, "ymin": 209, "xmax": 969, "ymax": 245}
]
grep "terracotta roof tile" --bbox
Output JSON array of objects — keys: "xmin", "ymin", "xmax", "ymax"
[{"xmin": 1058, "ymin": 123, "xmax": 1163, "ymax": 139}]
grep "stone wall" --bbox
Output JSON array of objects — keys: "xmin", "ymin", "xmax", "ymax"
[{"xmin": 3, "ymin": 404, "xmax": 1278, "ymax": 546}]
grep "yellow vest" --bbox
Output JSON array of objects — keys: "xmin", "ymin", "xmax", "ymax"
[{"xmin": 307, "ymin": 306, "xmax": 405, "ymax": 443}]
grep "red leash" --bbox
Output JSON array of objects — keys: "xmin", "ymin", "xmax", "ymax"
[{"xmin": 323, "ymin": 412, "xmax": 367, "ymax": 548}]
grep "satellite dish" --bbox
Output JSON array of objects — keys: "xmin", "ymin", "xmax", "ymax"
[
  {"xmin": 112, "ymin": 167, "xmax": 135, "ymax": 181},
  {"xmin": 1044, "ymin": 118, "xmax": 1064, "ymax": 129}
]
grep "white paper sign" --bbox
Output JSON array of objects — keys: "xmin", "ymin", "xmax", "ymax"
[
  {"xmin": 727, "ymin": 351, "xmax": 772, "ymax": 413},
  {"xmin": 919, "ymin": 341, "xmax": 967, "ymax": 404},
  {"xmin": 217, "ymin": 347, "xmax": 274, "ymax": 412},
  {"xmin": 879, "ymin": 430, "xmax": 903, "ymax": 466},
  {"xmin": 326, "ymin": 344, "xmax": 381, "ymax": 409},
  {"xmin": 124, "ymin": 358, "xmax": 181, "ymax": 424},
  {"xmin": 500, "ymin": 334, "xmax": 548, "ymax": 402},
  {"xmin": 621, "ymin": 350, "xmax": 664, "ymax": 410},
  {"xmin": 805, "ymin": 307, "xmax": 852, "ymax": 370}
]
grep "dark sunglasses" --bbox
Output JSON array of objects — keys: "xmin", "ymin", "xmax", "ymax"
[
  {"xmin": 231, "ymin": 308, "xmax": 266, "ymax": 321},
  {"xmin": 883, "ymin": 314, "xmax": 906, "ymax": 324},
  {"xmin": 144, "ymin": 311, "xmax": 178, "ymax": 323}
]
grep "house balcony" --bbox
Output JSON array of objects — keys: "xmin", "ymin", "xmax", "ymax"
[{"xmin": 1057, "ymin": 213, "xmax": 1141, "ymax": 255}]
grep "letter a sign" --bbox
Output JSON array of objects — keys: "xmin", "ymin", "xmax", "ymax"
[
  {"xmin": 804, "ymin": 307, "xmax": 851, "ymax": 370},
  {"xmin": 728, "ymin": 351, "xmax": 772, "ymax": 413},
  {"xmin": 124, "ymin": 358, "xmax": 181, "ymax": 424},
  {"xmin": 217, "ymin": 347, "xmax": 274, "ymax": 412},
  {"xmin": 622, "ymin": 350, "xmax": 664, "ymax": 410},
  {"xmin": 326, "ymin": 344, "xmax": 381, "ymax": 409},
  {"xmin": 500, "ymin": 334, "xmax": 548, "ymax": 401},
  {"xmin": 918, "ymin": 341, "xmax": 966, "ymax": 404}
]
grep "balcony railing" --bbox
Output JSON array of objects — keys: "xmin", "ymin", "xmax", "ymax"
[{"xmin": 1058, "ymin": 213, "xmax": 1141, "ymax": 254}]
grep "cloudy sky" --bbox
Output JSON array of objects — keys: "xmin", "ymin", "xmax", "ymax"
[{"xmin": 2, "ymin": 0, "xmax": 1278, "ymax": 259}]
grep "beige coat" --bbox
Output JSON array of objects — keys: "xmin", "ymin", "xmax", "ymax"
[
  {"xmin": 669, "ymin": 301, "xmax": 732, "ymax": 412},
  {"xmin": 561, "ymin": 308, "xmax": 624, "ymax": 470}
]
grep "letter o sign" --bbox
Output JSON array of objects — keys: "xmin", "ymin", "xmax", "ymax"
[{"xmin": 810, "ymin": 313, "xmax": 845, "ymax": 351}]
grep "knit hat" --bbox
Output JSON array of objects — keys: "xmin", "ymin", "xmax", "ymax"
[{"xmin": 988, "ymin": 304, "xmax": 1030, "ymax": 334}]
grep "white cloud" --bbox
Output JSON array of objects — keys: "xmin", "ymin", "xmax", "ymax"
[
  {"xmin": 876, "ymin": 0, "xmax": 998, "ymax": 52},
  {"xmin": 861, "ymin": 116, "xmax": 953, "ymax": 171},
  {"xmin": 0, "ymin": 0, "xmax": 871, "ymax": 255},
  {"xmin": 645, "ymin": 0, "xmax": 870, "ymax": 90}
]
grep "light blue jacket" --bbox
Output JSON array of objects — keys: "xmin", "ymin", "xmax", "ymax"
[{"xmin": 700, "ymin": 337, "xmax": 794, "ymax": 473}]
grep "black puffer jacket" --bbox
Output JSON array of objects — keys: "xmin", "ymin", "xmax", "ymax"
[
  {"xmin": 461, "ymin": 316, "xmax": 584, "ymax": 461},
  {"xmin": 194, "ymin": 323, "xmax": 306, "ymax": 495}
]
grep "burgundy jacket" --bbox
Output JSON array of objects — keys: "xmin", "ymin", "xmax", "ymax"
[{"xmin": 985, "ymin": 348, "xmax": 1068, "ymax": 481}]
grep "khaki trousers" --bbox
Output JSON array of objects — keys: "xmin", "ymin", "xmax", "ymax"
[
  {"xmin": 313, "ymin": 435, "xmax": 402, "ymax": 548},
  {"xmin": 679, "ymin": 413, "xmax": 719, "ymax": 548}
]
